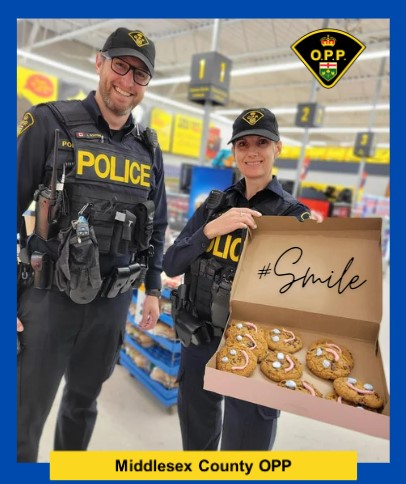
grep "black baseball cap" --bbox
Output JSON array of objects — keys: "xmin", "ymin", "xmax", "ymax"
[
  {"xmin": 228, "ymin": 108, "xmax": 280, "ymax": 144},
  {"xmin": 101, "ymin": 28, "xmax": 155, "ymax": 76}
]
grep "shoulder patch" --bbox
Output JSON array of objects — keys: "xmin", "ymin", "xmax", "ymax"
[{"xmin": 17, "ymin": 112, "xmax": 34, "ymax": 137}]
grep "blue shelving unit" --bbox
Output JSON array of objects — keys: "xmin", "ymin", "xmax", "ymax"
[
  {"xmin": 120, "ymin": 351, "xmax": 178, "ymax": 407},
  {"xmin": 119, "ymin": 288, "xmax": 181, "ymax": 410}
]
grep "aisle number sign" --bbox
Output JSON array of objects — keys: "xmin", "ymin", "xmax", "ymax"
[
  {"xmin": 291, "ymin": 29, "xmax": 366, "ymax": 89},
  {"xmin": 295, "ymin": 103, "xmax": 325, "ymax": 128},
  {"xmin": 353, "ymin": 131, "xmax": 375, "ymax": 158},
  {"xmin": 188, "ymin": 52, "xmax": 232, "ymax": 105}
]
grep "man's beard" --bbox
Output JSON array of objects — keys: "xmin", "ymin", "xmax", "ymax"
[
  {"xmin": 102, "ymin": 92, "xmax": 135, "ymax": 117},
  {"xmin": 100, "ymin": 82, "xmax": 138, "ymax": 117}
]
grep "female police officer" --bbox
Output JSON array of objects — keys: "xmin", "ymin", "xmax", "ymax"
[
  {"xmin": 17, "ymin": 27, "xmax": 167, "ymax": 461},
  {"xmin": 163, "ymin": 108, "xmax": 311, "ymax": 450}
]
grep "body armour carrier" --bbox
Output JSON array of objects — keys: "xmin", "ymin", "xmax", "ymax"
[
  {"xmin": 171, "ymin": 186, "xmax": 309, "ymax": 346},
  {"xmin": 38, "ymin": 100, "xmax": 157, "ymax": 257},
  {"xmin": 28, "ymin": 101, "xmax": 158, "ymax": 304}
]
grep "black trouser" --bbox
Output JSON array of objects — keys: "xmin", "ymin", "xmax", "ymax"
[
  {"xmin": 17, "ymin": 286, "xmax": 131, "ymax": 462},
  {"xmin": 177, "ymin": 336, "xmax": 280, "ymax": 450}
]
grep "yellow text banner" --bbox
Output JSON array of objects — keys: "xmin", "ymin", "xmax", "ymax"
[{"xmin": 50, "ymin": 450, "xmax": 357, "ymax": 480}]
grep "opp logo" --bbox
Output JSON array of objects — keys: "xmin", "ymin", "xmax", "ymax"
[
  {"xmin": 24, "ymin": 74, "xmax": 54, "ymax": 97},
  {"xmin": 291, "ymin": 28, "xmax": 366, "ymax": 89}
]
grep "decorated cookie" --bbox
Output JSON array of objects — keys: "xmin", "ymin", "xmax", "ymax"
[
  {"xmin": 265, "ymin": 327, "xmax": 303, "ymax": 353},
  {"xmin": 306, "ymin": 339, "xmax": 354, "ymax": 380},
  {"xmin": 277, "ymin": 379, "xmax": 323, "ymax": 397},
  {"xmin": 333, "ymin": 376, "xmax": 384, "ymax": 410},
  {"xmin": 260, "ymin": 350, "xmax": 303, "ymax": 382},
  {"xmin": 225, "ymin": 320, "xmax": 265, "ymax": 339},
  {"xmin": 225, "ymin": 326, "xmax": 268, "ymax": 362},
  {"xmin": 325, "ymin": 391, "xmax": 381, "ymax": 413},
  {"xmin": 216, "ymin": 345, "xmax": 257, "ymax": 377}
]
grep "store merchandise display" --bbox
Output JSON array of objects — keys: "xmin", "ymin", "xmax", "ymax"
[{"xmin": 119, "ymin": 284, "xmax": 181, "ymax": 411}]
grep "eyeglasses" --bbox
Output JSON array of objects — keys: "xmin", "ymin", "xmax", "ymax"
[{"xmin": 102, "ymin": 53, "xmax": 152, "ymax": 86}]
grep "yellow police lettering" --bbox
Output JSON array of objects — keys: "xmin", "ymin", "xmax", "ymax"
[
  {"xmin": 76, "ymin": 149, "xmax": 151, "ymax": 187},
  {"xmin": 336, "ymin": 50, "xmax": 345, "ymax": 60},
  {"xmin": 212, "ymin": 236, "xmax": 226, "ymax": 258},
  {"xmin": 207, "ymin": 235, "xmax": 241, "ymax": 262},
  {"xmin": 128, "ymin": 160, "xmax": 150, "ymax": 186},
  {"xmin": 94, "ymin": 153, "xmax": 110, "ymax": 179},
  {"xmin": 62, "ymin": 140, "xmax": 73, "ymax": 148},
  {"xmin": 140, "ymin": 163, "xmax": 151, "ymax": 187},
  {"xmin": 110, "ymin": 156, "xmax": 126, "ymax": 183},
  {"xmin": 130, "ymin": 161, "xmax": 141, "ymax": 184},
  {"xmin": 229, "ymin": 238, "xmax": 241, "ymax": 262},
  {"xmin": 77, "ymin": 150, "xmax": 94, "ymax": 174}
]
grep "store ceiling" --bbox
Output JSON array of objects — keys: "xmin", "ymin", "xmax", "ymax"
[{"xmin": 17, "ymin": 18, "xmax": 390, "ymax": 148}]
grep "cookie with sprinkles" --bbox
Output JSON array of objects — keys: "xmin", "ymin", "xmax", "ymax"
[
  {"xmin": 277, "ymin": 379, "xmax": 323, "ymax": 397},
  {"xmin": 225, "ymin": 320, "xmax": 265, "ymax": 339},
  {"xmin": 265, "ymin": 327, "xmax": 303, "ymax": 353},
  {"xmin": 306, "ymin": 339, "xmax": 354, "ymax": 380},
  {"xmin": 325, "ymin": 391, "xmax": 381, "ymax": 412},
  {"xmin": 216, "ymin": 345, "xmax": 257, "ymax": 377},
  {"xmin": 225, "ymin": 328, "xmax": 268, "ymax": 362},
  {"xmin": 333, "ymin": 376, "xmax": 385, "ymax": 410},
  {"xmin": 260, "ymin": 350, "xmax": 303, "ymax": 382}
]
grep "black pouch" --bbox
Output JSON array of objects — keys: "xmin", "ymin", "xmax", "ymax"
[
  {"xmin": 101, "ymin": 266, "xmax": 131, "ymax": 298},
  {"xmin": 91, "ymin": 208, "xmax": 116, "ymax": 254},
  {"xmin": 133, "ymin": 201, "xmax": 155, "ymax": 252},
  {"xmin": 17, "ymin": 246, "xmax": 34, "ymax": 299},
  {"xmin": 111, "ymin": 210, "xmax": 137, "ymax": 256},
  {"xmin": 211, "ymin": 279, "xmax": 232, "ymax": 330},
  {"xmin": 171, "ymin": 289, "xmax": 211, "ymax": 347},
  {"xmin": 120, "ymin": 263, "xmax": 143, "ymax": 293},
  {"xmin": 30, "ymin": 251, "xmax": 54, "ymax": 290}
]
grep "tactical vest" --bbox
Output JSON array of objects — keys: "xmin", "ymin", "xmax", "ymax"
[
  {"xmin": 42, "ymin": 100, "xmax": 157, "ymax": 255},
  {"xmin": 185, "ymin": 187, "xmax": 308, "ymax": 329}
]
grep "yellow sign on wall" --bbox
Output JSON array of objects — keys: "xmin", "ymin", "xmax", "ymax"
[
  {"xmin": 17, "ymin": 65, "xmax": 58, "ymax": 105},
  {"xmin": 171, "ymin": 114, "xmax": 202, "ymax": 158},
  {"xmin": 279, "ymin": 145, "xmax": 389, "ymax": 164},
  {"xmin": 150, "ymin": 107, "xmax": 173, "ymax": 152}
]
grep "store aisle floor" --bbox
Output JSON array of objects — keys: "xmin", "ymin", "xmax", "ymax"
[{"xmin": 38, "ymin": 267, "xmax": 390, "ymax": 463}]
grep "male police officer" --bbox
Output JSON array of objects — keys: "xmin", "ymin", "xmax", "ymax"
[{"xmin": 17, "ymin": 27, "xmax": 168, "ymax": 462}]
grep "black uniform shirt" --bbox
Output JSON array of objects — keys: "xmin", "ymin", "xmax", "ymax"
[
  {"xmin": 17, "ymin": 91, "xmax": 168, "ymax": 289},
  {"xmin": 163, "ymin": 176, "xmax": 309, "ymax": 277}
]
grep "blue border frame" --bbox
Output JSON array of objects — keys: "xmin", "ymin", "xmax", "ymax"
[{"xmin": 10, "ymin": 9, "xmax": 397, "ymax": 484}]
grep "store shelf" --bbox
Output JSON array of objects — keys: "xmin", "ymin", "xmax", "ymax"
[
  {"xmin": 124, "ymin": 334, "xmax": 180, "ymax": 377},
  {"xmin": 162, "ymin": 288, "xmax": 172, "ymax": 300},
  {"xmin": 119, "ymin": 351, "xmax": 178, "ymax": 407},
  {"xmin": 123, "ymin": 285, "xmax": 181, "ymax": 410},
  {"xmin": 127, "ymin": 313, "xmax": 181, "ymax": 353},
  {"xmin": 158, "ymin": 312, "xmax": 175, "ymax": 328}
]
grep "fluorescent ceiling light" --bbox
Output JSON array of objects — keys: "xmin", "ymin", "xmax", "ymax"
[
  {"xmin": 17, "ymin": 49, "xmax": 99, "ymax": 82},
  {"xmin": 283, "ymin": 127, "xmax": 389, "ymax": 134},
  {"xmin": 217, "ymin": 104, "xmax": 389, "ymax": 116}
]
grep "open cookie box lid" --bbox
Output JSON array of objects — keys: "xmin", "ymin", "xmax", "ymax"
[{"xmin": 230, "ymin": 216, "xmax": 383, "ymax": 344}]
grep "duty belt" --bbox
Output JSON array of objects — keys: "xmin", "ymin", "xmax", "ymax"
[{"xmin": 29, "ymin": 251, "xmax": 145, "ymax": 300}]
